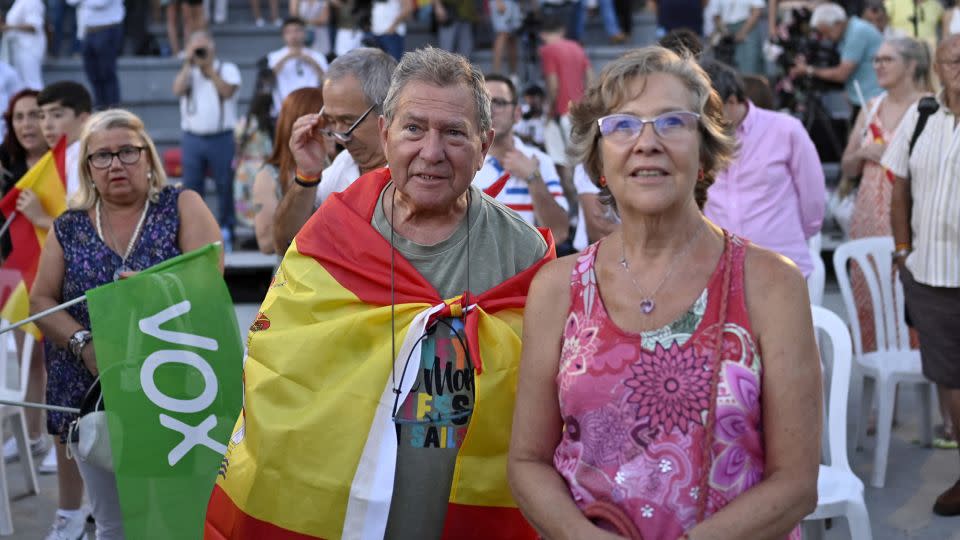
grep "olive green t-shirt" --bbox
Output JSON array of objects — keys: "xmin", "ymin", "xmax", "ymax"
[{"xmin": 371, "ymin": 183, "xmax": 546, "ymax": 539}]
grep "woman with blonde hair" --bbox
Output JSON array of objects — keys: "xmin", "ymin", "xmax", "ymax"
[
  {"xmin": 508, "ymin": 46, "xmax": 821, "ymax": 539},
  {"xmin": 251, "ymin": 86, "xmax": 325, "ymax": 254},
  {"xmin": 30, "ymin": 109, "xmax": 221, "ymax": 539}
]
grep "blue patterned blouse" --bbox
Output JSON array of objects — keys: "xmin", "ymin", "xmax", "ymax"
[{"xmin": 44, "ymin": 185, "xmax": 183, "ymax": 437}]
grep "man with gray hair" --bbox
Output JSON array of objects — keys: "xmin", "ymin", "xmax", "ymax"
[
  {"xmin": 789, "ymin": 2, "xmax": 883, "ymax": 116},
  {"xmin": 205, "ymin": 47, "xmax": 549, "ymax": 538},
  {"xmin": 273, "ymin": 47, "xmax": 396, "ymax": 250},
  {"xmin": 886, "ymin": 33, "xmax": 960, "ymax": 517}
]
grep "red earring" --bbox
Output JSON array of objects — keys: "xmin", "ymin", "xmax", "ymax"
[
  {"xmin": 697, "ymin": 169, "xmax": 705, "ymax": 181},
  {"xmin": 599, "ymin": 175, "xmax": 607, "ymax": 187}
]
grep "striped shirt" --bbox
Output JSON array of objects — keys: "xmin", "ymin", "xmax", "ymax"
[
  {"xmin": 472, "ymin": 136, "xmax": 569, "ymax": 227},
  {"xmin": 881, "ymin": 94, "xmax": 960, "ymax": 288}
]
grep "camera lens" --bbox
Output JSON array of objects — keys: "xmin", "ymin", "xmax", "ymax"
[{"xmin": 195, "ymin": 48, "xmax": 207, "ymax": 59}]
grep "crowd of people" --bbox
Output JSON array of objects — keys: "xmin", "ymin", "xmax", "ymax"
[{"xmin": 0, "ymin": 0, "xmax": 956, "ymax": 538}]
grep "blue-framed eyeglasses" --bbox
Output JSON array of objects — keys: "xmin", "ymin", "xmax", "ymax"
[
  {"xmin": 597, "ymin": 111, "xmax": 700, "ymax": 144},
  {"xmin": 319, "ymin": 104, "xmax": 376, "ymax": 143}
]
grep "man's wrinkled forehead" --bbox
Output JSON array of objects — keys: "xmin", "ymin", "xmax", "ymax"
[{"xmin": 938, "ymin": 35, "xmax": 960, "ymax": 63}]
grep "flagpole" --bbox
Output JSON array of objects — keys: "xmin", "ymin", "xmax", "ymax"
[
  {"xmin": 0, "ymin": 399, "xmax": 79, "ymax": 414},
  {"xmin": 0, "ymin": 295, "xmax": 86, "ymax": 336},
  {"xmin": 0, "ymin": 211, "xmax": 16, "ymax": 240}
]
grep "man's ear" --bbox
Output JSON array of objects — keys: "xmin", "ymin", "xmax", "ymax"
[{"xmin": 378, "ymin": 115, "xmax": 390, "ymax": 161}]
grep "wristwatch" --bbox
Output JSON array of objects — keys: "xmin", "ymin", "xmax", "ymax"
[
  {"xmin": 893, "ymin": 248, "xmax": 912, "ymax": 260},
  {"xmin": 806, "ymin": 65, "xmax": 815, "ymax": 77},
  {"xmin": 68, "ymin": 329, "xmax": 92, "ymax": 358}
]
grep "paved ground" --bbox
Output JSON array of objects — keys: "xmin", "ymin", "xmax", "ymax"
[{"xmin": 3, "ymin": 286, "xmax": 959, "ymax": 538}]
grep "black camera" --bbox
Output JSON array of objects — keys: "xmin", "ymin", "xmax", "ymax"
[{"xmin": 194, "ymin": 47, "xmax": 208, "ymax": 59}]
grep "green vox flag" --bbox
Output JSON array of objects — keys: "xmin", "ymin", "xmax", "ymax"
[{"xmin": 86, "ymin": 243, "xmax": 243, "ymax": 540}]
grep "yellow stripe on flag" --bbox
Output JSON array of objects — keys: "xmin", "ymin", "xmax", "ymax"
[{"xmin": 0, "ymin": 282, "xmax": 39, "ymax": 339}]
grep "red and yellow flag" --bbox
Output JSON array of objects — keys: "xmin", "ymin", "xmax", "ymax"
[
  {"xmin": 206, "ymin": 168, "xmax": 553, "ymax": 539},
  {"xmin": 0, "ymin": 136, "xmax": 68, "ymax": 336}
]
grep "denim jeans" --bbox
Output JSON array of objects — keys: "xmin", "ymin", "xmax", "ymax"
[
  {"xmin": 181, "ymin": 131, "xmax": 236, "ymax": 231},
  {"xmin": 374, "ymin": 33, "xmax": 404, "ymax": 61},
  {"xmin": 49, "ymin": 0, "xmax": 81, "ymax": 56},
  {"xmin": 82, "ymin": 24, "xmax": 123, "ymax": 109},
  {"xmin": 597, "ymin": 0, "xmax": 622, "ymax": 37}
]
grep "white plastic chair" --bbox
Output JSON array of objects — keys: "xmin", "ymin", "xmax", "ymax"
[
  {"xmin": 803, "ymin": 306, "xmax": 872, "ymax": 540},
  {"xmin": 807, "ymin": 233, "xmax": 825, "ymax": 306},
  {"xmin": 0, "ymin": 321, "xmax": 39, "ymax": 535},
  {"xmin": 833, "ymin": 236, "xmax": 933, "ymax": 488}
]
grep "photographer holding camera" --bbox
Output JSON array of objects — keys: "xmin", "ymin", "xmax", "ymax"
[
  {"xmin": 173, "ymin": 30, "xmax": 242, "ymax": 247},
  {"xmin": 789, "ymin": 2, "xmax": 883, "ymax": 116}
]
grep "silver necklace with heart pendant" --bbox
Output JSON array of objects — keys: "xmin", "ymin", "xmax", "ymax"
[{"xmin": 619, "ymin": 222, "xmax": 704, "ymax": 315}]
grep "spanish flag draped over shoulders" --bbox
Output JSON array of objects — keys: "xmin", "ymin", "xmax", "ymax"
[
  {"xmin": 0, "ymin": 136, "xmax": 68, "ymax": 337},
  {"xmin": 206, "ymin": 168, "xmax": 553, "ymax": 539}
]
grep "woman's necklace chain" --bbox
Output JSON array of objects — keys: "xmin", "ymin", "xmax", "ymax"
[
  {"xmin": 619, "ymin": 222, "xmax": 704, "ymax": 315},
  {"xmin": 96, "ymin": 198, "xmax": 150, "ymax": 281}
]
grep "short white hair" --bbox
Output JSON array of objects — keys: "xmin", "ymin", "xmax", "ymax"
[{"xmin": 811, "ymin": 3, "xmax": 848, "ymax": 27}]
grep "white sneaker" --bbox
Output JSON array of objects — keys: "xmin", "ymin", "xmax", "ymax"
[
  {"xmin": 44, "ymin": 511, "xmax": 86, "ymax": 540},
  {"xmin": 273, "ymin": 18, "xmax": 282, "ymax": 26},
  {"xmin": 3, "ymin": 435, "xmax": 52, "ymax": 463},
  {"xmin": 255, "ymin": 17, "xmax": 265, "ymax": 27},
  {"xmin": 38, "ymin": 445, "xmax": 57, "ymax": 474}
]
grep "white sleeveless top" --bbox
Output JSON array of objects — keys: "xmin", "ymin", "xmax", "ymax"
[{"xmin": 951, "ymin": 8, "xmax": 960, "ymax": 35}]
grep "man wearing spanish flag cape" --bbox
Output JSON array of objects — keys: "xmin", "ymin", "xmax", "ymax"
[{"xmin": 206, "ymin": 48, "xmax": 553, "ymax": 539}]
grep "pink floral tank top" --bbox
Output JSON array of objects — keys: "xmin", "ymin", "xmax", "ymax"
[{"xmin": 554, "ymin": 233, "xmax": 800, "ymax": 539}]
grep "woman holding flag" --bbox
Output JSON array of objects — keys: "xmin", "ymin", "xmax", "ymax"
[
  {"xmin": 840, "ymin": 37, "xmax": 932, "ymax": 350},
  {"xmin": 30, "ymin": 109, "xmax": 221, "ymax": 539},
  {"xmin": 0, "ymin": 88, "xmax": 53, "ymax": 467}
]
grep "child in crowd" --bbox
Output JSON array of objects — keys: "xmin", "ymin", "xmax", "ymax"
[{"xmin": 33, "ymin": 80, "xmax": 93, "ymax": 540}]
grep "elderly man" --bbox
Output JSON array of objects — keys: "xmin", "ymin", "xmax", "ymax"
[
  {"xmin": 475, "ymin": 74, "xmax": 570, "ymax": 245},
  {"xmin": 273, "ymin": 47, "xmax": 396, "ymax": 250},
  {"xmin": 790, "ymin": 2, "xmax": 883, "ymax": 116},
  {"xmin": 205, "ymin": 47, "xmax": 552, "ymax": 539},
  {"xmin": 885, "ymin": 34, "xmax": 960, "ymax": 518}
]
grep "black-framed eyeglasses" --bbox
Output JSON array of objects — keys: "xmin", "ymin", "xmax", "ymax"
[
  {"xmin": 87, "ymin": 146, "xmax": 146, "ymax": 169},
  {"xmin": 319, "ymin": 104, "xmax": 376, "ymax": 143},
  {"xmin": 490, "ymin": 98, "xmax": 516, "ymax": 109},
  {"xmin": 597, "ymin": 111, "xmax": 700, "ymax": 144}
]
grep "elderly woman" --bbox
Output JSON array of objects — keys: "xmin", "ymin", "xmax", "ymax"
[
  {"xmin": 30, "ymin": 109, "xmax": 221, "ymax": 539},
  {"xmin": 701, "ymin": 60, "xmax": 825, "ymax": 280},
  {"xmin": 508, "ymin": 46, "xmax": 821, "ymax": 539},
  {"xmin": 841, "ymin": 37, "xmax": 930, "ymax": 355}
]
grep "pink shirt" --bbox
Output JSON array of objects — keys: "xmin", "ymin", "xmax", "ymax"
[{"xmin": 704, "ymin": 103, "xmax": 825, "ymax": 277}]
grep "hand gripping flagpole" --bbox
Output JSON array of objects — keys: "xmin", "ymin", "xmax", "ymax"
[
  {"xmin": 0, "ymin": 295, "xmax": 86, "ymax": 336},
  {"xmin": 0, "ymin": 295, "xmax": 86, "ymax": 414}
]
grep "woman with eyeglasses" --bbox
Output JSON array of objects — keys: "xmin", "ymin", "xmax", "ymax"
[
  {"xmin": 30, "ymin": 109, "xmax": 221, "ymax": 539},
  {"xmin": 508, "ymin": 47, "xmax": 820, "ymax": 539},
  {"xmin": 252, "ymin": 87, "xmax": 326, "ymax": 254}
]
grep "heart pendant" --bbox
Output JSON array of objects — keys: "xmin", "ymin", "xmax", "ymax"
[
  {"xmin": 640, "ymin": 299, "xmax": 655, "ymax": 314},
  {"xmin": 113, "ymin": 265, "xmax": 131, "ymax": 281}
]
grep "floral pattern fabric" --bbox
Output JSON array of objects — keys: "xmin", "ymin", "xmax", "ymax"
[
  {"xmin": 554, "ymin": 235, "xmax": 800, "ymax": 540},
  {"xmin": 45, "ymin": 186, "xmax": 183, "ymax": 438},
  {"xmin": 848, "ymin": 96, "xmax": 918, "ymax": 352},
  {"xmin": 233, "ymin": 117, "xmax": 273, "ymax": 229}
]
